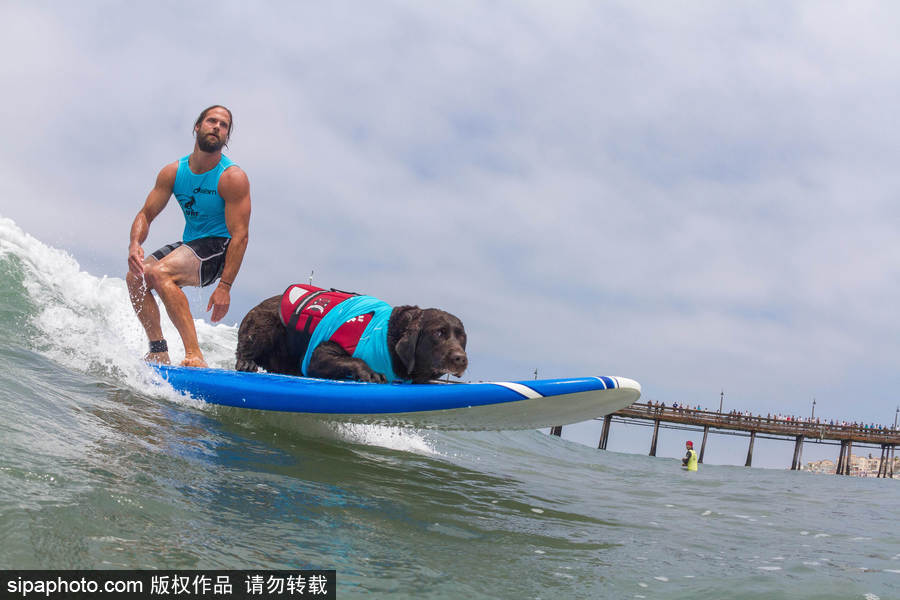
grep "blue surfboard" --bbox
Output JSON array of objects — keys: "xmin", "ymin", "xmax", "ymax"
[{"xmin": 150, "ymin": 365, "xmax": 641, "ymax": 431}]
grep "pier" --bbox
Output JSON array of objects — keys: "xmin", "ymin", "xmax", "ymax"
[{"xmin": 551, "ymin": 402, "xmax": 899, "ymax": 476}]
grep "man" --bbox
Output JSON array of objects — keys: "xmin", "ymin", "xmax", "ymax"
[
  {"xmin": 127, "ymin": 105, "xmax": 251, "ymax": 367},
  {"xmin": 682, "ymin": 440, "xmax": 698, "ymax": 471}
]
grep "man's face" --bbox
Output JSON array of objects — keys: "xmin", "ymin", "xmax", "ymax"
[{"xmin": 195, "ymin": 107, "xmax": 231, "ymax": 152}]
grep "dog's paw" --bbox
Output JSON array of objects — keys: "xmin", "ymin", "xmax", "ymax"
[
  {"xmin": 349, "ymin": 369, "xmax": 387, "ymax": 383},
  {"xmin": 235, "ymin": 358, "xmax": 259, "ymax": 372}
]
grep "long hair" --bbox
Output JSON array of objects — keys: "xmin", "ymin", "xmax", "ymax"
[{"xmin": 193, "ymin": 105, "xmax": 233, "ymax": 146}]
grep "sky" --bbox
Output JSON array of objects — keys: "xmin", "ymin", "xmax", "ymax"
[{"xmin": 2, "ymin": 1, "xmax": 900, "ymax": 463}]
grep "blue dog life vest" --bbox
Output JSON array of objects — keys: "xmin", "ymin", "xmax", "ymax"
[
  {"xmin": 279, "ymin": 284, "xmax": 400, "ymax": 382},
  {"xmin": 172, "ymin": 154, "xmax": 235, "ymax": 242}
]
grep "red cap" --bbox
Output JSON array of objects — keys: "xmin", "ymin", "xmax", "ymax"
[{"xmin": 686, "ymin": 441, "xmax": 693, "ymax": 447}]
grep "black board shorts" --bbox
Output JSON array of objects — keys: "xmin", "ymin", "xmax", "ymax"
[{"xmin": 150, "ymin": 237, "xmax": 230, "ymax": 287}]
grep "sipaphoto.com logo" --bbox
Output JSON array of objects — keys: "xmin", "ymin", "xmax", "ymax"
[{"xmin": 6, "ymin": 573, "xmax": 143, "ymax": 597}]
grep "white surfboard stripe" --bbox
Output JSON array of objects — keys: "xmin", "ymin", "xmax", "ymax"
[
  {"xmin": 492, "ymin": 382, "xmax": 544, "ymax": 399},
  {"xmin": 591, "ymin": 376, "xmax": 612, "ymax": 389}
]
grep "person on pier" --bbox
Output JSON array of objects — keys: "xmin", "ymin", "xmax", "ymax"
[{"xmin": 682, "ymin": 440, "xmax": 698, "ymax": 471}]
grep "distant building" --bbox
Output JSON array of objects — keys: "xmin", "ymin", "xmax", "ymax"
[
  {"xmin": 806, "ymin": 459, "xmax": 835, "ymax": 474},
  {"xmin": 805, "ymin": 454, "xmax": 897, "ymax": 477}
]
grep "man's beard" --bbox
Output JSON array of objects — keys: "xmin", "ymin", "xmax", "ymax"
[{"xmin": 198, "ymin": 133, "xmax": 225, "ymax": 152}]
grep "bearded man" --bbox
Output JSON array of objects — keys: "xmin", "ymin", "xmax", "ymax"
[{"xmin": 127, "ymin": 105, "xmax": 251, "ymax": 367}]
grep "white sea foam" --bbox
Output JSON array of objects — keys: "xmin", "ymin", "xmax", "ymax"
[
  {"xmin": 331, "ymin": 422, "xmax": 438, "ymax": 455},
  {"xmin": 1, "ymin": 216, "xmax": 443, "ymax": 454},
  {"xmin": 0, "ymin": 216, "xmax": 226, "ymax": 406}
]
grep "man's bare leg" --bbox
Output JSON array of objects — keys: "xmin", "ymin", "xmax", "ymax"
[
  {"xmin": 141, "ymin": 247, "xmax": 208, "ymax": 368},
  {"xmin": 153, "ymin": 278, "xmax": 207, "ymax": 367},
  {"xmin": 126, "ymin": 269, "xmax": 171, "ymax": 364}
]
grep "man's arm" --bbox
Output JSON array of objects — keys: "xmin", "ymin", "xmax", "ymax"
[
  {"xmin": 206, "ymin": 166, "xmax": 251, "ymax": 323},
  {"xmin": 128, "ymin": 163, "xmax": 177, "ymax": 276}
]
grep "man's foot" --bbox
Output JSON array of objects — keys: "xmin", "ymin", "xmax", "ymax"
[
  {"xmin": 144, "ymin": 351, "xmax": 171, "ymax": 364},
  {"xmin": 181, "ymin": 354, "xmax": 208, "ymax": 368}
]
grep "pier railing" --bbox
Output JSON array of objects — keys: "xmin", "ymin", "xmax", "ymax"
[{"xmin": 617, "ymin": 403, "xmax": 900, "ymax": 445}]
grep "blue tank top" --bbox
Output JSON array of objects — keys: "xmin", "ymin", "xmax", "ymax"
[{"xmin": 172, "ymin": 154, "xmax": 236, "ymax": 242}]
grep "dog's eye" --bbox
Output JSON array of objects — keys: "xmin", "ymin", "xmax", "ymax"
[{"xmin": 433, "ymin": 329, "xmax": 444, "ymax": 338}]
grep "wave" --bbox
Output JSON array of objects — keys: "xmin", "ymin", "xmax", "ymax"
[
  {"xmin": 0, "ymin": 214, "xmax": 444, "ymax": 455},
  {"xmin": 0, "ymin": 216, "xmax": 230, "ymax": 393}
]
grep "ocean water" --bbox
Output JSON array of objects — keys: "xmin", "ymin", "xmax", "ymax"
[{"xmin": 1, "ymin": 215, "xmax": 898, "ymax": 600}]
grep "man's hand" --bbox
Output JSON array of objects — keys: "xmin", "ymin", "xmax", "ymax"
[
  {"xmin": 207, "ymin": 284, "xmax": 230, "ymax": 323},
  {"xmin": 128, "ymin": 243, "xmax": 146, "ymax": 276}
]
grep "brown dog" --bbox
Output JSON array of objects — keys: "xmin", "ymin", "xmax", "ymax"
[{"xmin": 235, "ymin": 289, "xmax": 467, "ymax": 383}]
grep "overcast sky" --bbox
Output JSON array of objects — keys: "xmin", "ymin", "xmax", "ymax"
[{"xmin": 2, "ymin": 1, "xmax": 900, "ymax": 429}]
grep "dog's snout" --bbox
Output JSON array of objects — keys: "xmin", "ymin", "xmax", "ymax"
[{"xmin": 450, "ymin": 351, "xmax": 468, "ymax": 373}]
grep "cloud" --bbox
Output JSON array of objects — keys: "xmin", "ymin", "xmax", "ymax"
[{"xmin": 2, "ymin": 1, "xmax": 900, "ymax": 426}]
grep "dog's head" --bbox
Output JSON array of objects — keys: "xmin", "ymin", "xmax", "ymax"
[{"xmin": 393, "ymin": 307, "xmax": 468, "ymax": 383}]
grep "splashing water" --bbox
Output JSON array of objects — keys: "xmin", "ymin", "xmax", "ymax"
[{"xmin": 0, "ymin": 215, "xmax": 436, "ymax": 454}]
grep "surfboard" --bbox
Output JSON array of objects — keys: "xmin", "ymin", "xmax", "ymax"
[{"xmin": 150, "ymin": 365, "xmax": 641, "ymax": 431}]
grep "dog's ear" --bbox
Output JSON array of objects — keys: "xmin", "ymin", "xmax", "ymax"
[{"xmin": 394, "ymin": 309, "xmax": 422, "ymax": 376}]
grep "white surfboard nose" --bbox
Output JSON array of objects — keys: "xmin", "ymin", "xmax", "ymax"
[{"xmin": 611, "ymin": 376, "xmax": 642, "ymax": 395}]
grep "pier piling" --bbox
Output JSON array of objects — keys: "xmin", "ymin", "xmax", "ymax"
[
  {"xmin": 837, "ymin": 440, "xmax": 855, "ymax": 475},
  {"xmin": 791, "ymin": 435, "xmax": 804, "ymax": 470},
  {"xmin": 845, "ymin": 440, "xmax": 853, "ymax": 475},
  {"xmin": 649, "ymin": 419, "xmax": 660, "ymax": 456},
  {"xmin": 699, "ymin": 425, "xmax": 709, "ymax": 464},
  {"xmin": 745, "ymin": 431, "xmax": 756, "ymax": 467},
  {"xmin": 836, "ymin": 441, "xmax": 845, "ymax": 475},
  {"xmin": 598, "ymin": 414, "xmax": 612, "ymax": 450}
]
